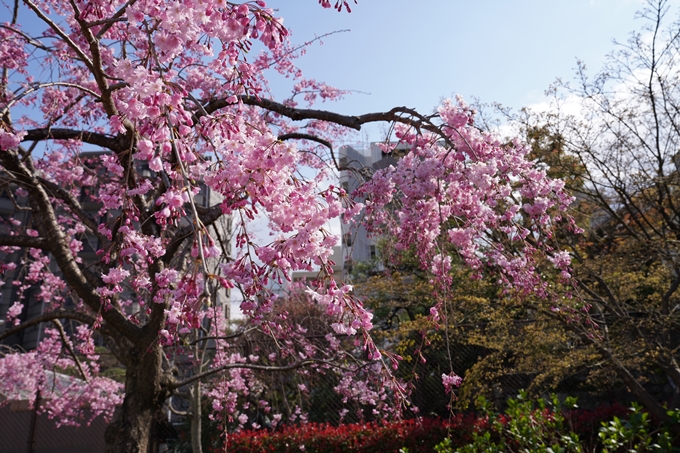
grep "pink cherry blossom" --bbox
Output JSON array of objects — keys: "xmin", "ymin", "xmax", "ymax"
[{"xmin": 442, "ymin": 372, "xmax": 463, "ymax": 394}]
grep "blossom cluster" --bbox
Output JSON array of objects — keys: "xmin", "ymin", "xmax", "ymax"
[
  {"xmin": 0, "ymin": 329, "xmax": 123, "ymax": 426},
  {"xmin": 360, "ymin": 97, "xmax": 575, "ymax": 297}
]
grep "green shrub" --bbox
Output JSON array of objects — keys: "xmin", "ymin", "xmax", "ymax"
[
  {"xmin": 435, "ymin": 394, "xmax": 680, "ymax": 453},
  {"xmin": 599, "ymin": 403, "xmax": 680, "ymax": 452},
  {"xmin": 435, "ymin": 392, "xmax": 581, "ymax": 453}
]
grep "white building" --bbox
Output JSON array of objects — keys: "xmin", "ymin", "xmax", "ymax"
[{"xmin": 338, "ymin": 142, "xmax": 409, "ymax": 279}]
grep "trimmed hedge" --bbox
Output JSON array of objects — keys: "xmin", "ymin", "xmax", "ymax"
[
  {"xmin": 220, "ymin": 401, "xmax": 645, "ymax": 453},
  {"xmin": 223, "ymin": 417, "xmax": 474, "ymax": 453}
]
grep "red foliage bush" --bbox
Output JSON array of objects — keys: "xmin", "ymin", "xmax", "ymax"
[{"xmin": 223, "ymin": 417, "xmax": 475, "ymax": 453}]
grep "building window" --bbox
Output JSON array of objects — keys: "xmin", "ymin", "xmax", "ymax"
[{"xmin": 370, "ymin": 245, "xmax": 376, "ymax": 260}]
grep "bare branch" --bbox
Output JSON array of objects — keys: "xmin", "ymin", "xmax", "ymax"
[
  {"xmin": 1, "ymin": 82, "xmax": 100, "ymax": 118},
  {"xmin": 201, "ymin": 96, "xmax": 440, "ymax": 134},
  {"xmin": 0, "ymin": 233, "xmax": 48, "ymax": 249},
  {"xmin": 0, "ymin": 24, "xmax": 51, "ymax": 50},
  {"xmin": 168, "ymin": 359, "xmax": 318, "ymax": 390},
  {"xmin": 597, "ymin": 343, "xmax": 672, "ymax": 423},
  {"xmin": 22, "ymin": 128, "xmax": 124, "ymax": 152},
  {"xmin": 660, "ymin": 271, "xmax": 680, "ymax": 316},
  {"xmin": 278, "ymin": 132, "xmax": 339, "ymax": 170},
  {"xmin": 37, "ymin": 176, "xmax": 107, "ymax": 244},
  {"xmin": 11, "ymin": 0, "xmax": 18, "ymax": 23},
  {"xmin": 163, "ymin": 205, "xmax": 223, "ymax": 265},
  {"xmin": 22, "ymin": 0, "xmax": 94, "ymax": 70},
  {"xmin": 184, "ymin": 327, "xmax": 258, "ymax": 346},
  {"xmin": 266, "ymin": 30, "xmax": 350, "ymax": 70},
  {"xmin": 0, "ymin": 310, "xmax": 98, "ymax": 342},
  {"xmin": 94, "ymin": 0, "xmax": 136, "ymax": 39},
  {"xmin": 52, "ymin": 319, "xmax": 89, "ymax": 383}
]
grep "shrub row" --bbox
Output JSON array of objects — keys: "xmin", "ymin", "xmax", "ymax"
[
  {"xmin": 221, "ymin": 397, "xmax": 666, "ymax": 453},
  {"xmin": 223, "ymin": 417, "xmax": 470, "ymax": 453}
]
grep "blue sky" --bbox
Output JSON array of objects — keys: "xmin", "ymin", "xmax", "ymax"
[{"xmin": 265, "ymin": 0, "xmax": 677, "ymax": 141}]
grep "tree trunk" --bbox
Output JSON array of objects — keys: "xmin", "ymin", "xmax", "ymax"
[
  {"xmin": 190, "ymin": 380, "xmax": 203, "ymax": 453},
  {"xmin": 606, "ymin": 351, "xmax": 671, "ymax": 423},
  {"xmin": 104, "ymin": 344, "xmax": 168, "ymax": 453}
]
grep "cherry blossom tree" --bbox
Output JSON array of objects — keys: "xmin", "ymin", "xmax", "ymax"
[{"xmin": 0, "ymin": 0, "xmax": 573, "ymax": 451}]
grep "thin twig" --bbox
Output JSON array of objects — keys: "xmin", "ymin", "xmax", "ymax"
[{"xmin": 52, "ymin": 319, "xmax": 89, "ymax": 383}]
